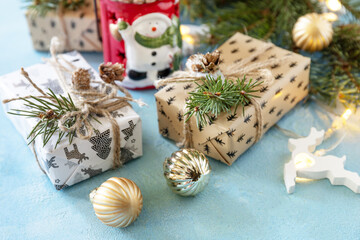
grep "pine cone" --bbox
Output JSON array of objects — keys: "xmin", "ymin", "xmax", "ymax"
[
  {"xmin": 99, "ymin": 62, "xmax": 125, "ymax": 84},
  {"xmin": 186, "ymin": 50, "xmax": 221, "ymax": 73},
  {"xmin": 72, "ymin": 68, "xmax": 91, "ymax": 90},
  {"xmin": 202, "ymin": 50, "xmax": 220, "ymax": 72}
]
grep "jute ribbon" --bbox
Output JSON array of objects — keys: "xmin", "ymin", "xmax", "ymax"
[
  {"xmin": 156, "ymin": 43, "xmax": 292, "ymax": 149},
  {"xmin": 3, "ymin": 37, "xmax": 144, "ymax": 173},
  {"xmin": 53, "ymin": 2, "xmax": 102, "ymax": 51}
]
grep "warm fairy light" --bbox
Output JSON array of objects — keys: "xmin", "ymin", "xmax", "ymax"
[
  {"xmin": 321, "ymin": 12, "xmax": 338, "ymax": 22},
  {"xmin": 341, "ymin": 109, "xmax": 352, "ymax": 120},
  {"xmin": 296, "ymin": 177, "xmax": 315, "ymax": 183},
  {"xmin": 180, "ymin": 25, "xmax": 195, "ymax": 45},
  {"xmin": 183, "ymin": 34, "xmax": 195, "ymax": 45},
  {"xmin": 180, "ymin": 25, "xmax": 191, "ymax": 35},
  {"xmin": 327, "ymin": 108, "xmax": 352, "ymax": 134},
  {"xmin": 294, "ymin": 153, "xmax": 315, "ymax": 169},
  {"xmin": 326, "ymin": 0, "xmax": 342, "ymax": 11}
]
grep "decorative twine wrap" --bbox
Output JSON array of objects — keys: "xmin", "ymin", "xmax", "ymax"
[
  {"xmin": 3, "ymin": 37, "xmax": 144, "ymax": 173},
  {"xmin": 155, "ymin": 43, "xmax": 292, "ymax": 148},
  {"xmin": 28, "ymin": 0, "xmax": 102, "ymax": 51}
]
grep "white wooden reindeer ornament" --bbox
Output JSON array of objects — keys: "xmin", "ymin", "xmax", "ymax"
[{"xmin": 284, "ymin": 127, "xmax": 360, "ymax": 194}]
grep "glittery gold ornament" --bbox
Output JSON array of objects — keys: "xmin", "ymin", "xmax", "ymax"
[
  {"xmin": 292, "ymin": 13, "xmax": 333, "ymax": 52},
  {"xmin": 163, "ymin": 149, "xmax": 211, "ymax": 197},
  {"xmin": 90, "ymin": 177, "xmax": 143, "ymax": 228}
]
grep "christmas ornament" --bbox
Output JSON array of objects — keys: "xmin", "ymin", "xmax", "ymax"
[
  {"xmin": 284, "ymin": 127, "xmax": 360, "ymax": 194},
  {"xmin": 99, "ymin": 62, "xmax": 125, "ymax": 84},
  {"xmin": 292, "ymin": 13, "xmax": 333, "ymax": 52},
  {"xmin": 283, "ymin": 109, "xmax": 360, "ymax": 194},
  {"xmin": 99, "ymin": 0, "xmax": 181, "ymax": 89},
  {"xmin": 72, "ymin": 68, "xmax": 91, "ymax": 90},
  {"xmin": 163, "ymin": 149, "xmax": 211, "ymax": 196},
  {"xmin": 90, "ymin": 177, "xmax": 143, "ymax": 227}
]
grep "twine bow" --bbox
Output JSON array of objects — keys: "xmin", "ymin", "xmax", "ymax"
[
  {"xmin": 48, "ymin": 1, "xmax": 102, "ymax": 51},
  {"xmin": 156, "ymin": 42, "xmax": 292, "ymax": 149},
  {"xmin": 4, "ymin": 37, "xmax": 145, "ymax": 174}
]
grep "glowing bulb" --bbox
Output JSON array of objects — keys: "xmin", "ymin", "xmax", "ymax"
[
  {"xmin": 321, "ymin": 12, "xmax": 338, "ymax": 22},
  {"xmin": 183, "ymin": 35, "xmax": 195, "ymax": 45},
  {"xmin": 180, "ymin": 25, "xmax": 191, "ymax": 35},
  {"xmin": 296, "ymin": 177, "xmax": 315, "ymax": 183},
  {"xmin": 326, "ymin": 0, "xmax": 342, "ymax": 11},
  {"xmin": 294, "ymin": 153, "xmax": 315, "ymax": 169},
  {"xmin": 341, "ymin": 109, "xmax": 352, "ymax": 120}
]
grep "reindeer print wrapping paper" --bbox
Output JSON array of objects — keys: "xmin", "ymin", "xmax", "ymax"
[
  {"xmin": 25, "ymin": 0, "xmax": 102, "ymax": 52},
  {"xmin": 0, "ymin": 52, "xmax": 142, "ymax": 189},
  {"xmin": 155, "ymin": 32, "xmax": 310, "ymax": 165}
]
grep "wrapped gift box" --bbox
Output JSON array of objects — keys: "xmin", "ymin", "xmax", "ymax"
[
  {"xmin": 26, "ymin": 0, "xmax": 102, "ymax": 52},
  {"xmin": 155, "ymin": 32, "xmax": 311, "ymax": 165},
  {"xmin": 0, "ymin": 52, "xmax": 142, "ymax": 189}
]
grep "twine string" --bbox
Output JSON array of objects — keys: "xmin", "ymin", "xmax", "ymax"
[
  {"xmin": 156, "ymin": 43, "xmax": 288, "ymax": 148},
  {"xmin": 3, "ymin": 37, "xmax": 143, "ymax": 175}
]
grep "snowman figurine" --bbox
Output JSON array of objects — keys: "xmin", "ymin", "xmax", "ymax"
[{"xmin": 116, "ymin": 13, "xmax": 181, "ymax": 89}]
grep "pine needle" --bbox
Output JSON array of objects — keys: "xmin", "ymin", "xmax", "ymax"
[{"xmin": 185, "ymin": 75, "xmax": 261, "ymax": 127}]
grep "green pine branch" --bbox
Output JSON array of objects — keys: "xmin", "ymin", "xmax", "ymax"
[
  {"xmin": 8, "ymin": 89, "xmax": 78, "ymax": 148},
  {"xmin": 185, "ymin": 75, "xmax": 261, "ymax": 128},
  {"xmin": 181, "ymin": 0, "xmax": 360, "ymax": 108},
  {"xmin": 310, "ymin": 24, "xmax": 360, "ymax": 107},
  {"xmin": 25, "ymin": 0, "xmax": 86, "ymax": 16}
]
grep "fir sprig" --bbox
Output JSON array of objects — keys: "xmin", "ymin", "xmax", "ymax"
[
  {"xmin": 25, "ymin": 0, "xmax": 86, "ymax": 16},
  {"xmin": 181, "ymin": 0, "xmax": 360, "ymax": 108},
  {"xmin": 8, "ymin": 89, "xmax": 78, "ymax": 148},
  {"xmin": 185, "ymin": 75, "xmax": 261, "ymax": 127}
]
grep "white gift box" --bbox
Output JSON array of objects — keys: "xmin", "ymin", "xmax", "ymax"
[{"xmin": 0, "ymin": 52, "xmax": 142, "ymax": 189}]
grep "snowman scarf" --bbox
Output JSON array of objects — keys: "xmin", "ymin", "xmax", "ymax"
[{"xmin": 134, "ymin": 24, "xmax": 180, "ymax": 49}]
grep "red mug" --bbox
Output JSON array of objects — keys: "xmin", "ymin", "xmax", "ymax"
[{"xmin": 99, "ymin": 0, "xmax": 181, "ymax": 89}]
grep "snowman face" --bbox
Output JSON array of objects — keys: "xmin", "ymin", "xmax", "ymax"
[{"xmin": 133, "ymin": 16, "xmax": 170, "ymax": 38}]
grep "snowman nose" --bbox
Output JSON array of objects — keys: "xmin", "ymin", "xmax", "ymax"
[{"xmin": 152, "ymin": 27, "xmax": 157, "ymax": 32}]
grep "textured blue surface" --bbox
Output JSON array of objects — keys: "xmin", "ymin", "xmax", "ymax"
[{"xmin": 1, "ymin": 2, "xmax": 360, "ymax": 240}]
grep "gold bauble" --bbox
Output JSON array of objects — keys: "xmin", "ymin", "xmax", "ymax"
[
  {"xmin": 163, "ymin": 149, "xmax": 211, "ymax": 197},
  {"xmin": 90, "ymin": 177, "xmax": 143, "ymax": 228},
  {"xmin": 292, "ymin": 13, "xmax": 333, "ymax": 52}
]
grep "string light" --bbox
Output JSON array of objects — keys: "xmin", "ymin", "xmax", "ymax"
[
  {"xmin": 326, "ymin": 0, "xmax": 342, "ymax": 12},
  {"xmin": 180, "ymin": 25, "xmax": 196, "ymax": 46},
  {"xmin": 341, "ymin": 109, "xmax": 352, "ymax": 120},
  {"xmin": 294, "ymin": 153, "xmax": 315, "ymax": 169},
  {"xmin": 180, "ymin": 25, "xmax": 191, "ymax": 35}
]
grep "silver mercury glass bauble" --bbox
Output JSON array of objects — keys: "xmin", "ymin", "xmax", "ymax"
[{"xmin": 163, "ymin": 149, "xmax": 211, "ymax": 197}]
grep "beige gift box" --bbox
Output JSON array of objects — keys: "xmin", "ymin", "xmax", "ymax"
[
  {"xmin": 25, "ymin": 0, "xmax": 102, "ymax": 52},
  {"xmin": 155, "ymin": 32, "xmax": 311, "ymax": 165}
]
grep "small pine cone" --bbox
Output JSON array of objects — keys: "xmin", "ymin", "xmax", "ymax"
[
  {"xmin": 99, "ymin": 62, "xmax": 125, "ymax": 84},
  {"xmin": 202, "ymin": 50, "xmax": 220, "ymax": 72},
  {"xmin": 191, "ymin": 63, "xmax": 204, "ymax": 72},
  {"xmin": 186, "ymin": 50, "xmax": 221, "ymax": 73},
  {"xmin": 72, "ymin": 68, "xmax": 91, "ymax": 90}
]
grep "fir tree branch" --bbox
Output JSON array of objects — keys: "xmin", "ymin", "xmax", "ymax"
[
  {"xmin": 8, "ymin": 89, "xmax": 78, "ymax": 148},
  {"xmin": 185, "ymin": 75, "xmax": 261, "ymax": 128},
  {"xmin": 25, "ymin": 0, "xmax": 86, "ymax": 16}
]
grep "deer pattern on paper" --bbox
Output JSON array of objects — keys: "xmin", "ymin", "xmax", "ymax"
[
  {"xmin": 81, "ymin": 167, "xmax": 103, "ymax": 178},
  {"xmin": 64, "ymin": 144, "xmax": 89, "ymax": 164}
]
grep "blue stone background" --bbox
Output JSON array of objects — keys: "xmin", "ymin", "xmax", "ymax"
[{"xmin": 1, "ymin": 2, "xmax": 360, "ymax": 239}]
